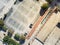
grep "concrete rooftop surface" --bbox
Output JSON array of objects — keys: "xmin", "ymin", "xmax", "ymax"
[{"xmin": 0, "ymin": 0, "xmax": 60, "ymax": 45}]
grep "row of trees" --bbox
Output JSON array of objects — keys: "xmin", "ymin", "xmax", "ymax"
[
  {"xmin": 3, "ymin": 36, "xmax": 20, "ymax": 45},
  {"xmin": 0, "ymin": 19, "xmax": 25, "ymax": 45},
  {"xmin": 7, "ymin": 29, "xmax": 25, "ymax": 44},
  {"xmin": 3, "ymin": 33, "xmax": 25, "ymax": 45},
  {"xmin": 0, "ymin": 19, "xmax": 25, "ymax": 44}
]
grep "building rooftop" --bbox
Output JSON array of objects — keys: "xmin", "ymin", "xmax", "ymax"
[
  {"xmin": 0, "ymin": 0, "xmax": 16, "ymax": 18},
  {"xmin": 44, "ymin": 26, "xmax": 60, "ymax": 45},
  {"xmin": 36, "ymin": 12, "xmax": 60, "ymax": 42},
  {"xmin": 0, "ymin": 0, "xmax": 60, "ymax": 45},
  {"xmin": 5, "ymin": 0, "xmax": 47, "ymax": 34},
  {"xmin": 31, "ymin": 39, "xmax": 43, "ymax": 45}
]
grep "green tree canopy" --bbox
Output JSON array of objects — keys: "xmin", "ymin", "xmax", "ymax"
[
  {"xmin": 14, "ymin": 33, "xmax": 20, "ymax": 41},
  {"xmin": 41, "ymin": 3, "xmax": 49, "ymax": 10},
  {"xmin": 46, "ymin": 0, "xmax": 53, "ymax": 3},
  {"xmin": 0, "ymin": 20, "xmax": 4, "ymax": 27},
  {"xmin": 3, "ymin": 36, "xmax": 20, "ymax": 45}
]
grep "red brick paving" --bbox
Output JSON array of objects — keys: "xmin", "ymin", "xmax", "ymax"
[{"xmin": 26, "ymin": 8, "xmax": 51, "ymax": 39}]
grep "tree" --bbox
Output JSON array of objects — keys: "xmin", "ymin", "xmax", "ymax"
[
  {"xmin": 8, "ymin": 44, "xmax": 13, "ymax": 45},
  {"xmin": 3, "ymin": 36, "xmax": 10, "ymax": 43},
  {"xmin": 46, "ymin": 0, "xmax": 53, "ymax": 4},
  {"xmin": 8, "ymin": 29, "xmax": 14, "ymax": 37},
  {"xmin": 14, "ymin": 34, "xmax": 26, "ymax": 44},
  {"xmin": 40, "ymin": 3, "xmax": 49, "ymax": 16},
  {"xmin": 0, "ymin": 19, "xmax": 4, "ymax": 29},
  {"xmin": 3, "ymin": 36, "xmax": 20, "ymax": 45},
  {"xmin": 20, "ymin": 35, "xmax": 25, "ymax": 44},
  {"xmin": 14, "ymin": 33, "xmax": 20, "ymax": 41},
  {"xmin": 0, "ymin": 19, "xmax": 7, "ymax": 32},
  {"xmin": 41, "ymin": 3, "xmax": 49, "ymax": 10},
  {"xmin": 2, "ymin": 25, "xmax": 7, "ymax": 32}
]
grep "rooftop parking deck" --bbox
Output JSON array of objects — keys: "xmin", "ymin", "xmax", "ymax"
[{"xmin": 5, "ymin": 0, "xmax": 47, "ymax": 34}]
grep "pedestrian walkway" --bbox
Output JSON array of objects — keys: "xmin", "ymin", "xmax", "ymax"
[{"xmin": 26, "ymin": 7, "xmax": 51, "ymax": 39}]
